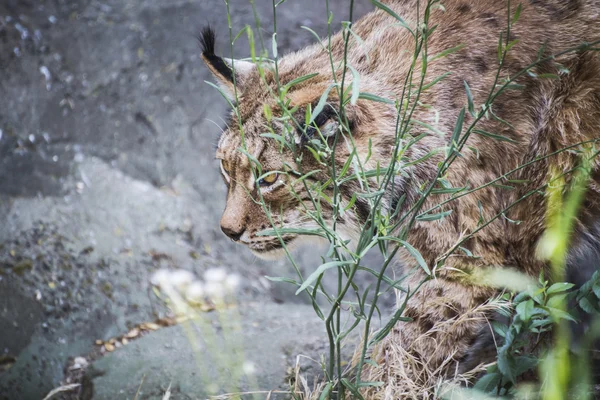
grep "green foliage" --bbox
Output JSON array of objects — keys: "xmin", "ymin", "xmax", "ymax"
[
  {"xmin": 473, "ymin": 276, "xmax": 573, "ymax": 396},
  {"xmin": 577, "ymin": 271, "xmax": 600, "ymax": 314},
  {"xmin": 209, "ymin": 0, "xmax": 600, "ymax": 399},
  {"xmin": 469, "ymin": 270, "xmax": 600, "ymax": 398}
]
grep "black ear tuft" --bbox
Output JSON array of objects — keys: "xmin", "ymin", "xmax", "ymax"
[
  {"xmin": 198, "ymin": 25, "xmax": 234, "ymax": 83},
  {"xmin": 199, "ymin": 25, "xmax": 216, "ymax": 56}
]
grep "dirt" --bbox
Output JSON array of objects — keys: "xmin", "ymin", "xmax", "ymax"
[{"xmin": 0, "ymin": 1, "xmax": 390, "ymax": 399}]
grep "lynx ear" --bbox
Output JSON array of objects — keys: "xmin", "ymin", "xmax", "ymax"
[{"xmin": 199, "ymin": 26, "xmax": 255, "ymax": 101}]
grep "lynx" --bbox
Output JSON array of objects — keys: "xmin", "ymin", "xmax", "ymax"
[{"xmin": 199, "ymin": 0, "xmax": 600, "ymax": 396}]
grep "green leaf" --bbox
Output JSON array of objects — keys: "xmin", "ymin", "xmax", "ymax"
[
  {"xmin": 464, "ymin": 80, "xmax": 475, "ymax": 117},
  {"xmin": 512, "ymin": 3, "xmax": 522, "ymax": 24},
  {"xmin": 491, "ymin": 321, "xmax": 508, "ymax": 338},
  {"xmin": 271, "ymin": 32, "xmax": 278, "ymax": 58},
  {"xmin": 579, "ymin": 295, "xmax": 600, "ymax": 314},
  {"xmin": 295, "ymin": 261, "xmax": 355, "ymax": 294},
  {"xmin": 497, "ymin": 350, "xmax": 517, "ymax": 384},
  {"xmin": 593, "ymin": 280, "xmax": 600, "ymax": 298},
  {"xmin": 537, "ymin": 73, "xmax": 559, "ymax": 79},
  {"xmin": 205, "ymin": 81, "xmax": 237, "ymax": 109},
  {"xmin": 449, "ymin": 107, "xmax": 466, "ymax": 155},
  {"xmin": 403, "ymin": 149, "xmax": 439, "ymax": 169},
  {"xmin": 344, "ymin": 193, "xmax": 358, "ymax": 211},
  {"xmin": 428, "ymin": 43, "xmax": 466, "ymax": 63},
  {"xmin": 514, "ymin": 355, "xmax": 538, "ymax": 375},
  {"xmin": 348, "ymin": 65, "xmax": 361, "ymax": 105},
  {"xmin": 421, "ymin": 71, "xmax": 452, "ymax": 91},
  {"xmin": 410, "ymin": 119, "xmax": 445, "ymax": 136},
  {"xmin": 472, "ymin": 129, "xmax": 518, "ymax": 144},
  {"xmin": 547, "ymin": 292, "xmax": 568, "ymax": 309},
  {"xmin": 430, "ymin": 186, "xmax": 465, "ymax": 195},
  {"xmin": 365, "ymin": 359, "xmax": 378, "ymax": 367},
  {"xmin": 337, "ymin": 150, "xmax": 355, "ymax": 181},
  {"xmin": 232, "ymin": 26, "xmax": 248, "ymax": 44},
  {"xmin": 474, "ymin": 372, "xmax": 502, "ymax": 393},
  {"xmin": 357, "ymin": 266, "xmax": 407, "ymax": 291},
  {"xmin": 237, "ymin": 147, "xmax": 262, "ymax": 174},
  {"xmin": 490, "ymin": 107, "xmax": 515, "ymax": 129},
  {"xmin": 319, "ymin": 383, "xmax": 333, "ymax": 400},
  {"xmin": 257, "ymin": 227, "xmax": 326, "ymax": 237},
  {"xmin": 358, "ymin": 92, "xmax": 395, "ymax": 104},
  {"xmin": 380, "ymin": 237, "xmax": 430, "ymax": 275},
  {"xmin": 366, "ymin": 138, "xmax": 373, "ymax": 163},
  {"xmin": 516, "ymin": 299, "xmax": 534, "ymax": 323},
  {"xmin": 531, "ymin": 317, "xmax": 553, "ymax": 330},
  {"xmin": 505, "ymin": 39, "xmax": 520, "ymax": 53},
  {"xmin": 356, "ymin": 189, "xmax": 386, "ymax": 199},
  {"xmin": 301, "ymin": 26, "xmax": 326, "ymax": 50},
  {"xmin": 260, "ymin": 132, "xmax": 286, "ymax": 145},
  {"xmin": 507, "ymin": 179, "xmax": 529, "ymax": 184},
  {"xmin": 505, "ymin": 83, "xmax": 525, "ymax": 91},
  {"xmin": 370, "ymin": 0, "xmax": 414, "ymax": 36},
  {"xmin": 283, "ymin": 73, "xmax": 319, "ymax": 91},
  {"xmin": 458, "ymin": 246, "xmax": 478, "ymax": 258},
  {"xmin": 340, "ymin": 378, "xmax": 365, "ymax": 400},
  {"xmin": 416, "ymin": 209, "xmax": 453, "ymax": 222},
  {"xmin": 545, "ymin": 307, "xmax": 577, "ymax": 322},
  {"xmin": 547, "ymin": 282, "xmax": 575, "ymax": 295},
  {"xmin": 491, "ymin": 183, "xmax": 515, "ymax": 190},
  {"xmin": 369, "ymin": 304, "xmax": 412, "ymax": 345},
  {"xmin": 264, "ymin": 276, "xmax": 299, "ymax": 285},
  {"xmin": 536, "ymin": 42, "xmax": 547, "ymax": 60},
  {"xmin": 309, "ymin": 83, "xmax": 337, "ymax": 125},
  {"xmin": 347, "ymin": 27, "xmax": 370, "ymax": 65}
]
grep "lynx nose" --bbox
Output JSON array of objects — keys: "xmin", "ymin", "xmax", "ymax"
[
  {"xmin": 221, "ymin": 225, "xmax": 245, "ymax": 241},
  {"xmin": 221, "ymin": 188, "xmax": 248, "ymax": 242}
]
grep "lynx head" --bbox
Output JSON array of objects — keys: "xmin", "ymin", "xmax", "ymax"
[{"xmin": 200, "ymin": 26, "xmax": 397, "ymax": 259}]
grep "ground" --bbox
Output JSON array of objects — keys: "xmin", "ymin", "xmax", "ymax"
[{"xmin": 0, "ymin": 1, "xmax": 381, "ymax": 399}]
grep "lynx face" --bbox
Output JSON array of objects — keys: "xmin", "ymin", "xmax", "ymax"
[
  {"xmin": 215, "ymin": 131, "xmax": 299, "ymax": 259},
  {"xmin": 215, "ymin": 119, "xmax": 323, "ymax": 259},
  {"xmin": 199, "ymin": 27, "xmax": 391, "ymax": 259},
  {"xmin": 200, "ymin": 29, "xmax": 346, "ymax": 258}
]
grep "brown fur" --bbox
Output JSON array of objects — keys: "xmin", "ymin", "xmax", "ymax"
[{"xmin": 200, "ymin": 0, "xmax": 600, "ymax": 396}]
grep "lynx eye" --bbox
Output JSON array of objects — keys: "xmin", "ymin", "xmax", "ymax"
[
  {"xmin": 220, "ymin": 160, "xmax": 231, "ymax": 183},
  {"xmin": 258, "ymin": 172, "xmax": 279, "ymax": 187}
]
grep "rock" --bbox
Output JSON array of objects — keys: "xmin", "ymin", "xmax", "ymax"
[
  {"xmin": 0, "ymin": 0, "xmax": 382, "ymax": 399},
  {"xmin": 84, "ymin": 304, "xmax": 328, "ymax": 400}
]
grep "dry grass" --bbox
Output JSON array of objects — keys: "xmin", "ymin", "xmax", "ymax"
[
  {"xmin": 42, "ymin": 384, "xmax": 81, "ymax": 400},
  {"xmin": 289, "ymin": 355, "xmax": 331, "ymax": 400},
  {"xmin": 354, "ymin": 299, "xmax": 506, "ymax": 400},
  {"xmin": 285, "ymin": 297, "xmax": 507, "ymax": 400}
]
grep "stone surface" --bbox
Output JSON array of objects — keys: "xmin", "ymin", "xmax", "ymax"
[
  {"xmin": 89, "ymin": 304, "xmax": 328, "ymax": 400},
  {"xmin": 0, "ymin": 1, "xmax": 394, "ymax": 400}
]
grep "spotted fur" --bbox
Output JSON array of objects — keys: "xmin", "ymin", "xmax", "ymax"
[{"xmin": 200, "ymin": 0, "xmax": 600, "ymax": 391}]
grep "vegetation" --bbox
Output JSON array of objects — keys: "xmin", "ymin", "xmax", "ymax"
[{"xmin": 192, "ymin": 0, "xmax": 600, "ymax": 398}]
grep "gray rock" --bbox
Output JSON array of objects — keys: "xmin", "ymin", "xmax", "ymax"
[
  {"xmin": 89, "ymin": 304, "xmax": 329, "ymax": 400},
  {"xmin": 0, "ymin": 0, "xmax": 387, "ymax": 399}
]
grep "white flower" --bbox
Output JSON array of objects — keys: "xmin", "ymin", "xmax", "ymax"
[
  {"xmin": 204, "ymin": 281, "xmax": 225, "ymax": 299},
  {"xmin": 185, "ymin": 281, "xmax": 205, "ymax": 303},
  {"xmin": 225, "ymin": 274, "xmax": 241, "ymax": 291},
  {"xmin": 151, "ymin": 269, "xmax": 196, "ymax": 291},
  {"xmin": 169, "ymin": 269, "xmax": 195, "ymax": 290},
  {"xmin": 150, "ymin": 269, "xmax": 172, "ymax": 288},
  {"xmin": 204, "ymin": 267, "xmax": 227, "ymax": 283},
  {"xmin": 243, "ymin": 361, "xmax": 256, "ymax": 375}
]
